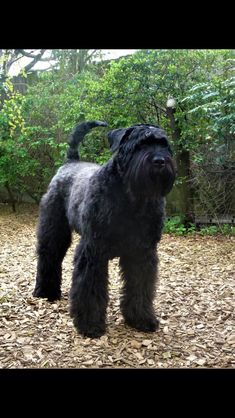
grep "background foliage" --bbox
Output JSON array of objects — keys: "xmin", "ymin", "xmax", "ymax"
[{"xmin": 0, "ymin": 49, "xmax": 234, "ymax": 225}]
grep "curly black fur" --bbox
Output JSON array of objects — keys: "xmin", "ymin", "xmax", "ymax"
[{"xmin": 33, "ymin": 121, "xmax": 176, "ymax": 338}]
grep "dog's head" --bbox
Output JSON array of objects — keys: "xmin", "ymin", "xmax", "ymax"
[{"xmin": 107, "ymin": 124, "xmax": 176, "ymax": 197}]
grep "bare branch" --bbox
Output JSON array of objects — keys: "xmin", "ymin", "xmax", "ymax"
[
  {"xmin": 23, "ymin": 50, "xmax": 47, "ymax": 72},
  {"xmin": 86, "ymin": 49, "xmax": 98, "ymax": 61},
  {"xmin": 16, "ymin": 49, "xmax": 47, "ymax": 59},
  {"xmin": 150, "ymin": 99, "xmax": 167, "ymax": 115},
  {"xmin": 6, "ymin": 54, "xmax": 25, "ymax": 72}
]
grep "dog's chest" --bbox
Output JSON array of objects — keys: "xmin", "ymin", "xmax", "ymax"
[{"xmin": 97, "ymin": 197, "xmax": 164, "ymax": 256}]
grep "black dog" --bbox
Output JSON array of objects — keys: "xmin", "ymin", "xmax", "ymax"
[{"xmin": 33, "ymin": 121, "xmax": 176, "ymax": 338}]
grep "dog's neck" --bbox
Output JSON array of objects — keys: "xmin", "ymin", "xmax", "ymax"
[{"xmin": 104, "ymin": 158, "xmax": 163, "ymax": 208}]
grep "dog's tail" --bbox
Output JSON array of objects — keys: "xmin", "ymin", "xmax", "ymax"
[{"xmin": 66, "ymin": 120, "xmax": 108, "ymax": 161}]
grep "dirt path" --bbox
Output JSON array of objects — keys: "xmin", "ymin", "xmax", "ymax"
[{"xmin": 0, "ymin": 204, "xmax": 234, "ymax": 368}]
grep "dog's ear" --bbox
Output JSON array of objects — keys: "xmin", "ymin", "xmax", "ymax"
[{"xmin": 107, "ymin": 127, "xmax": 134, "ymax": 152}]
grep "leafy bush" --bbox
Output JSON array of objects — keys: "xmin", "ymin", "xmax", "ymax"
[
  {"xmin": 164, "ymin": 217, "xmax": 235, "ymax": 236},
  {"xmin": 164, "ymin": 216, "xmax": 191, "ymax": 235},
  {"xmin": 199, "ymin": 224, "xmax": 235, "ymax": 236}
]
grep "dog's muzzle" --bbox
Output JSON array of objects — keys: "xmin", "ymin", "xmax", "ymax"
[{"xmin": 152, "ymin": 156, "xmax": 165, "ymax": 167}]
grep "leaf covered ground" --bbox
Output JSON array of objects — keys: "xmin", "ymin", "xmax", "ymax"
[{"xmin": 0, "ymin": 204, "xmax": 234, "ymax": 368}]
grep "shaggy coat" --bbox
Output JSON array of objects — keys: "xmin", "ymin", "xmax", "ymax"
[{"xmin": 33, "ymin": 121, "xmax": 176, "ymax": 338}]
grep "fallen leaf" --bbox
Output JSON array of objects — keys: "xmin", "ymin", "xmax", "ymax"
[
  {"xmin": 196, "ymin": 359, "xmax": 206, "ymax": 366},
  {"xmin": 142, "ymin": 339, "xmax": 152, "ymax": 347},
  {"xmin": 227, "ymin": 335, "xmax": 235, "ymax": 345},
  {"xmin": 186, "ymin": 354, "xmax": 197, "ymax": 362},
  {"xmin": 131, "ymin": 340, "xmax": 142, "ymax": 349}
]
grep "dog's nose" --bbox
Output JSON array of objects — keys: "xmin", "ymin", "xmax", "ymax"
[{"xmin": 153, "ymin": 157, "xmax": 165, "ymax": 166}]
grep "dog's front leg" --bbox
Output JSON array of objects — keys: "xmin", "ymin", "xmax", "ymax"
[
  {"xmin": 119, "ymin": 249, "xmax": 159, "ymax": 333},
  {"xmin": 70, "ymin": 241, "xmax": 109, "ymax": 338}
]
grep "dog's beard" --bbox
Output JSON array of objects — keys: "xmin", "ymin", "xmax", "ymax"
[{"xmin": 124, "ymin": 151, "xmax": 176, "ymax": 197}]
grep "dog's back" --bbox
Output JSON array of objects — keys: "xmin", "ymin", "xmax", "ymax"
[{"xmin": 42, "ymin": 121, "xmax": 108, "ymax": 233}]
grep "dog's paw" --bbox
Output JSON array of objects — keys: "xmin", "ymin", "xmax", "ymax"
[
  {"xmin": 81, "ymin": 328, "xmax": 105, "ymax": 339},
  {"xmin": 74, "ymin": 321, "xmax": 106, "ymax": 339},
  {"xmin": 32, "ymin": 287, "xmax": 61, "ymax": 302},
  {"xmin": 125, "ymin": 317, "xmax": 159, "ymax": 333}
]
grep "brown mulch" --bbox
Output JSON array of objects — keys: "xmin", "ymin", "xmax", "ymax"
[{"xmin": 0, "ymin": 203, "xmax": 234, "ymax": 369}]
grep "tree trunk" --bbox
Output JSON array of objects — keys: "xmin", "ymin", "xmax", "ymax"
[
  {"xmin": 166, "ymin": 106, "xmax": 194, "ymax": 224},
  {"xmin": 5, "ymin": 183, "xmax": 16, "ymax": 212}
]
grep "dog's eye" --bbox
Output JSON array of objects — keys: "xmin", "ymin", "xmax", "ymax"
[
  {"xmin": 137, "ymin": 142, "xmax": 148, "ymax": 149},
  {"xmin": 159, "ymin": 137, "xmax": 168, "ymax": 146}
]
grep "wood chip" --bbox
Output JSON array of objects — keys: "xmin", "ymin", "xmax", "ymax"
[{"xmin": 0, "ymin": 204, "xmax": 234, "ymax": 368}]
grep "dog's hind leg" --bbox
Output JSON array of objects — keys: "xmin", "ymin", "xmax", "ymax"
[
  {"xmin": 70, "ymin": 240, "xmax": 109, "ymax": 338},
  {"xmin": 33, "ymin": 193, "xmax": 72, "ymax": 301},
  {"xmin": 119, "ymin": 250, "xmax": 159, "ymax": 332}
]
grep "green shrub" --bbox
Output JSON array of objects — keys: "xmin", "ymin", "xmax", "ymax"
[
  {"xmin": 199, "ymin": 224, "xmax": 235, "ymax": 236},
  {"xmin": 164, "ymin": 216, "xmax": 189, "ymax": 236},
  {"xmin": 164, "ymin": 217, "xmax": 235, "ymax": 236}
]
